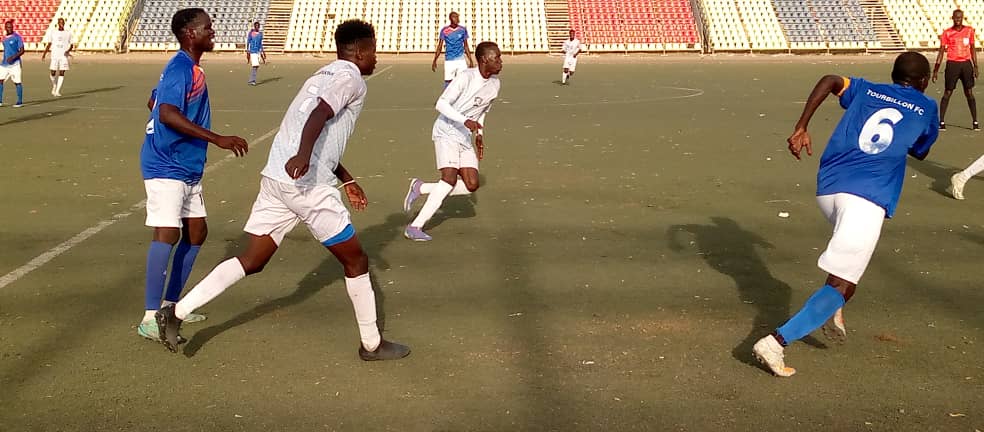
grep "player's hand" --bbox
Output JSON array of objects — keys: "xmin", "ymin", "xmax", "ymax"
[
  {"xmin": 475, "ymin": 135, "xmax": 484, "ymax": 161},
  {"xmin": 467, "ymin": 58, "xmax": 474, "ymax": 68},
  {"xmin": 216, "ymin": 135, "xmax": 249, "ymax": 157},
  {"xmin": 431, "ymin": 61, "xmax": 437, "ymax": 72},
  {"xmin": 787, "ymin": 128, "xmax": 812, "ymax": 160},
  {"xmin": 932, "ymin": 71, "xmax": 939, "ymax": 83},
  {"xmin": 464, "ymin": 119, "xmax": 482, "ymax": 133},
  {"xmin": 284, "ymin": 155, "xmax": 310, "ymax": 179},
  {"xmin": 343, "ymin": 182, "xmax": 368, "ymax": 211},
  {"xmin": 975, "ymin": 66, "xmax": 980, "ymax": 79}
]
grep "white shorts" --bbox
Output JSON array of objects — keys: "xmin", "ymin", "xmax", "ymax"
[
  {"xmin": 0, "ymin": 62, "xmax": 22, "ymax": 83},
  {"xmin": 815, "ymin": 193, "xmax": 886, "ymax": 284},
  {"xmin": 243, "ymin": 176, "xmax": 352, "ymax": 246},
  {"xmin": 50, "ymin": 57, "xmax": 70, "ymax": 71},
  {"xmin": 563, "ymin": 56, "xmax": 578, "ymax": 71},
  {"xmin": 249, "ymin": 53, "xmax": 261, "ymax": 67},
  {"xmin": 434, "ymin": 137, "xmax": 479, "ymax": 170},
  {"xmin": 444, "ymin": 59, "xmax": 468, "ymax": 81},
  {"xmin": 144, "ymin": 179, "xmax": 207, "ymax": 228}
]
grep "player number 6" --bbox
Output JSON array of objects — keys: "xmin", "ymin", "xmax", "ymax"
[{"xmin": 857, "ymin": 108, "xmax": 903, "ymax": 155}]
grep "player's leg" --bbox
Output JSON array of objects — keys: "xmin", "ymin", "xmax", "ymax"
[
  {"xmin": 55, "ymin": 68, "xmax": 66, "ymax": 97},
  {"xmin": 48, "ymin": 69, "xmax": 56, "ymax": 95},
  {"xmin": 406, "ymin": 166, "xmax": 461, "ymax": 240},
  {"xmin": 950, "ymin": 151, "xmax": 984, "ymax": 199},
  {"xmin": 941, "ymin": 63, "xmax": 961, "ymax": 129},
  {"xmin": 11, "ymin": 64, "xmax": 23, "ymax": 107},
  {"xmin": 139, "ymin": 179, "xmax": 186, "ymax": 340},
  {"xmin": 0, "ymin": 68, "xmax": 8, "ymax": 105},
  {"xmin": 562, "ymin": 67, "xmax": 569, "ymax": 84},
  {"xmin": 961, "ymin": 62, "xmax": 978, "ymax": 129},
  {"xmin": 160, "ymin": 217, "xmax": 207, "ymax": 323}
]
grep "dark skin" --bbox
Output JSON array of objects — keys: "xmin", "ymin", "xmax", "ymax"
[
  {"xmin": 41, "ymin": 19, "xmax": 73, "ymax": 78},
  {"xmin": 245, "ymin": 22, "xmax": 266, "ymax": 65},
  {"xmin": 3, "ymin": 21, "xmax": 25, "ymax": 65},
  {"xmin": 234, "ymin": 37, "xmax": 378, "ymax": 279},
  {"xmin": 431, "ymin": 12, "xmax": 474, "ymax": 80},
  {"xmin": 564, "ymin": 30, "xmax": 579, "ymax": 77},
  {"xmin": 932, "ymin": 10, "xmax": 978, "ymax": 124},
  {"xmin": 781, "ymin": 72, "xmax": 930, "ymax": 344},
  {"xmin": 151, "ymin": 13, "xmax": 249, "ymax": 246},
  {"xmin": 438, "ymin": 46, "xmax": 503, "ymax": 191}
]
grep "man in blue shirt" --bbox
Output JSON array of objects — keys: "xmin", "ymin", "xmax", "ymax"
[
  {"xmin": 431, "ymin": 11, "xmax": 474, "ymax": 87},
  {"xmin": 137, "ymin": 8, "xmax": 249, "ymax": 342},
  {"xmin": 753, "ymin": 52, "xmax": 939, "ymax": 377},
  {"xmin": 0, "ymin": 20, "xmax": 25, "ymax": 107},
  {"xmin": 245, "ymin": 21, "xmax": 266, "ymax": 85}
]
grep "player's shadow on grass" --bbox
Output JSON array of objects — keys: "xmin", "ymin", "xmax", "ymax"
[
  {"xmin": 0, "ymin": 108, "xmax": 75, "ymax": 126},
  {"xmin": 668, "ymin": 217, "xmax": 823, "ymax": 371},
  {"xmin": 256, "ymin": 77, "xmax": 282, "ymax": 85},
  {"xmin": 907, "ymin": 158, "xmax": 961, "ymax": 198},
  {"xmin": 27, "ymin": 86, "xmax": 125, "ymax": 106},
  {"xmin": 181, "ymin": 212, "xmax": 407, "ymax": 357}
]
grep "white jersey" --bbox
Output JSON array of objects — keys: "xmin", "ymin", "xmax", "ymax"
[
  {"xmin": 432, "ymin": 68, "xmax": 500, "ymax": 146},
  {"xmin": 262, "ymin": 60, "xmax": 367, "ymax": 186},
  {"xmin": 47, "ymin": 29, "xmax": 73, "ymax": 58},
  {"xmin": 563, "ymin": 38, "xmax": 581, "ymax": 58}
]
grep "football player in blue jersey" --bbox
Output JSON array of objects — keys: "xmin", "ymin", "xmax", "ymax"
[
  {"xmin": 246, "ymin": 21, "xmax": 266, "ymax": 85},
  {"xmin": 432, "ymin": 11, "xmax": 474, "ymax": 87},
  {"xmin": 754, "ymin": 52, "xmax": 940, "ymax": 377},
  {"xmin": 136, "ymin": 8, "xmax": 248, "ymax": 342}
]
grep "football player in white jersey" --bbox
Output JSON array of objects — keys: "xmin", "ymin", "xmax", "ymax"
[
  {"xmin": 561, "ymin": 29, "xmax": 581, "ymax": 85},
  {"xmin": 403, "ymin": 41, "xmax": 503, "ymax": 241},
  {"xmin": 41, "ymin": 18, "xmax": 73, "ymax": 97},
  {"xmin": 155, "ymin": 20, "xmax": 411, "ymax": 362}
]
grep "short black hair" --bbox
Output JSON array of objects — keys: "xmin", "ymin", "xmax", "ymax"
[
  {"xmin": 475, "ymin": 41, "xmax": 499, "ymax": 60},
  {"xmin": 891, "ymin": 51, "xmax": 930, "ymax": 85},
  {"xmin": 254, "ymin": 21, "xmax": 260, "ymax": 26},
  {"xmin": 171, "ymin": 8, "xmax": 206, "ymax": 39},
  {"xmin": 334, "ymin": 19, "xmax": 375, "ymax": 50}
]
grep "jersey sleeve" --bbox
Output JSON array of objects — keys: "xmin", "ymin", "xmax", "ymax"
[
  {"xmin": 463, "ymin": 26, "xmax": 469, "ymax": 40},
  {"xmin": 911, "ymin": 105, "xmax": 940, "ymax": 158},
  {"xmin": 156, "ymin": 65, "xmax": 191, "ymax": 112},
  {"xmin": 838, "ymin": 76, "xmax": 864, "ymax": 110},
  {"xmin": 318, "ymin": 71, "xmax": 363, "ymax": 115}
]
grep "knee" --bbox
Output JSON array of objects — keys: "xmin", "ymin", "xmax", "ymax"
[
  {"xmin": 238, "ymin": 256, "xmax": 267, "ymax": 275},
  {"xmin": 187, "ymin": 225, "xmax": 208, "ymax": 246},
  {"xmin": 465, "ymin": 179, "xmax": 480, "ymax": 192},
  {"xmin": 343, "ymin": 253, "xmax": 370, "ymax": 276}
]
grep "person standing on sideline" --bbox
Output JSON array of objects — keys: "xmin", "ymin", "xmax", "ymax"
[
  {"xmin": 41, "ymin": 18, "xmax": 73, "ymax": 97},
  {"xmin": 431, "ymin": 11, "xmax": 473, "ymax": 87},
  {"xmin": 246, "ymin": 21, "xmax": 266, "ymax": 85},
  {"xmin": 933, "ymin": 9, "xmax": 979, "ymax": 131},
  {"xmin": 137, "ymin": 8, "xmax": 248, "ymax": 341},
  {"xmin": 753, "ymin": 52, "xmax": 939, "ymax": 377}
]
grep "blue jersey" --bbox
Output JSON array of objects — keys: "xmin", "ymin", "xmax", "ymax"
[
  {"xmin": 440, "ymin": 25, "xmax": 468, "ymax": 61},
  {"xmin": 247, "ymin": 30, "xmax": 263, "ymax": 54},
  {"xmin": 141, "ymin": 50, "xmax": 212, "ymax": 184},
  {"xmin": 2, "ymin": 32, "xmax": 24, "ymax": 65},
  {"xmin": 817, "ymin": 77, "xmax": 939, "ymax": 217}
]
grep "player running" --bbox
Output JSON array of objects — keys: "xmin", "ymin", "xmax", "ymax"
[
  {"xmin": 404, "ymin": 42, "xmax": 502, "ymax": 241},
  {"xmin": 753, "ymin": 52, "xmax": 940, "ymax": 377},
  {"xmin": 41, "ymin": 18, "xmax": 73, "ymax": 97},
  {"xmin": 432, "ymin": 11, "xmax": 473, "ymax": 87},
  {"xmin": 561, "ymin": 29, "xmax": 581, "ymax": 85},
  {"xmin": 933, "ymin": 9, "xmax": 979, "ymax": 131}
]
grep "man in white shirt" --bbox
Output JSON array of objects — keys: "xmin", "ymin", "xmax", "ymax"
[
  {"xmin": 41, "ymin": 18, "xmax": 73, "ymax": 96},
  {"xmin": 403, "ymin": 41, "xmax": 503, "ymax": 241},
  {"xmin": 155, "ymin": 20, "xmax": 411, "ymax": 362},
  {"xmin": 562, "ymin": 29, "xmax": 581, "ymax": 85}
]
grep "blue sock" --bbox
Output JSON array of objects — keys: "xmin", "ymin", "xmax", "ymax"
[
  {"xmin": 145, "ymin": 241, "xmax": 174, "ymax": 311},
  {"xmin": 249, "ymin": 68, "xmax": 257, "ymax": 82},
  {"xmin": 15, "ymin": 83, "xmax": 22, "ymax": 104},
  {"xmin": 776, "ymin": 284, "xmax": 846, "ymax": 345},
  {"xmin": 0, "ymin": 82, "xmax": 4, "ymax": 103},
  {"xmin": 163, "ymin": 243, "xmax": 201, "ymax": 302}
]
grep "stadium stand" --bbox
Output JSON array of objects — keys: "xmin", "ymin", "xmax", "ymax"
[
  {"xmin": 77, "ymin": 0, "xmax": 135, "ymax": 51},
  {"xmin": 511, "ymin": 0, "xmax": 549, "ymax": 51},
  {"xmin": 567, "ymin": 0, "xmax": 698, "ymax": 51},
  {"xmin": 472, "ymin": 0, "xmax": 512, "ymax": 52},
  {"xmin": 656, "ymin": 0, "xmax": 701, "ymax": 49},
  {"xmin": 699, "ymin": 0, "xmax": 750, "ymax": 51},
  {"xmin": 0, "ymin": 0, "xmax": 60, "ymax": 49},
  {"xmin": 131, "ymin": 0, "xmax": 268, "ymax": 51},
  {"xmin": 284, "ymin": 0, "xmax": 329, "ymax": 52},
  {"xmin": 398, "ymin": 0, "xmax": 437, "ymax": 52},
  {"xmin": 41, "ymin": 0, "xmax": 96, "ymax": 51},
  {"xmin": 881, "ymin": 0, "xmax": 939, "ymax": 49},
  {"xmin": 364, "ymin": 0, "xmax": 400, "ymax": 52},
  {"xmin": 734, "ymin": 0, "xmax": 787, "ymax": 50}
]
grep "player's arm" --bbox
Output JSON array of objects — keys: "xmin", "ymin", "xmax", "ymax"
[
  {"xmin": 933, "ymin": 36, "xmax": 947, "ymax": 82},
  {"xmin": 436, "ymin": 89, "xmax": 481, "ymax": 132},
  {"xmin": 285, "ymin": 99, "xmax": 336, "ymax": 179},
  {"xmin": 41, "ymin": 42, "xmax": 50, "ymax": 61},
  {"xmin": 788, "ymin": 75, "xmax": 847, "ymax": 160},
  {"xmin": 333, "ymin": 162, "xmax": 366, "ymax": 210},
  {"xmin": 973, "ymin": 35, "xmax": 979, "ymax": 78},
  {"xmin": 464, "ymin": 40, "xmax": 474, "ymax": 67},
  {"xmin": 9, "ymin": 40, "xmax": 24, "ymax": 63},
  {"xmin": 159, "ymin": 104, "xmax": 247, "ymax": 156},
  {"xmin": 147, "ymin": 89, "xmax": 156, "ymax": 111},
  {"xmin": 432, "ymin": 37, "xmax": 444, "ymax": 72},
  {"xmin": 474, "ymin": 111, "xmax": 488, "ymax": 160},
  {"xmin": 260, "ymin": 44, "xmax": 267, "ymax": 63}
]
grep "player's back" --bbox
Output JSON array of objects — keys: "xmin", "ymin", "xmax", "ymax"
[{"xmin": 819, "ymin": 78, "xmax": 939, "ymax": 216}]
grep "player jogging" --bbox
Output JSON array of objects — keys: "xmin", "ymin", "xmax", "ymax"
[
  {"xmin": 1, "ymin": 20, "xmax": 25, "ymax": 107},
  {"xmin": 404, "ymin": 41, "xmax": 502, "ymax": 241},
  {"xmin": 432, "ymin": 11, "xmax": 473, "ymax": 87},
  {"xmin": 156, "ymin": 20, "xmax": 411, "ymax": 362},
  {"xmin": 933, "ymin": 9, "xmax": 979, "ymax": 131},
  {"xmin": 561, "ymin": 29, "xmax": 581, "ymax": 85},
  {"xmin": 246, "ymin": 21, "xmax": 266, "ymax": 86},
  {"xmin": 138, "ymin": 8, "xmax": 248, "ymax": 341},
  {"xmin": 753, "ymin": 52, "xmax": 939, "ymax": 377},
  {"xmin": 41, "ymin": 18, "xmax": 73, "ymax": 97}
]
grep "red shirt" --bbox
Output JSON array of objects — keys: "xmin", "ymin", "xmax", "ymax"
[{"xmin": 941, "ymin": 26, "xmax": 975, "ymax": 62}]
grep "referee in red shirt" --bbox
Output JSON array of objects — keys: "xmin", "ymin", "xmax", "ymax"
[{"xmin": 933, "ymin": 9, "xmax": 979, "ymax": 131}]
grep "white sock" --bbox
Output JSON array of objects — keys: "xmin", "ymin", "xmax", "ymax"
[
  {"xmin": 345, "ymin": 273, "xmax": 381, "ymax": 351},
  {"xmin": 961, "ymin": 154, "xmax": 984, "ymax": 179},
  {"xmin": 420, "ymin": 182, "xmax": 436, "ymax": 194},
  {"xmin": 411, "ymin": 180, "xmax": 453, "ymax": 227},
  {"xmin": 142, "ymin": 310, "xmax": 156, "ymax": 322},
  {"xmin": 49, "ymin": 75, "xmax": 56, "ymax": 85},
  {"xmin": 55, "ymin": 76, "xmax": 64, "ymax": 92},
  {"xmin": 562, "ymin": 72, "xmax": 567, "ymax": 83},
  {"xmin": 175, "ymin": 258, "xmax": 245, "ymax": 320},
  {"xmin": 449, "ymin": 181, "xmax": 471, "ymax": 196},
  {"xmin": 161, "ymin": 300, "xmax": 175, "ymax": 307}
]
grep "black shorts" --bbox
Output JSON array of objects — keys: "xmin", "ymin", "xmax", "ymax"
[{"xmin": 945, "ymin": 60, "xmax": 975, "ymax": 90}]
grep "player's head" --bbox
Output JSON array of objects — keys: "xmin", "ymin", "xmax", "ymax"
[
  {"xmin": 253, "ymin": 21, "xmax": 261, "ymax": 31},
  {"xmin": 57, "ymin": 18, "xmax": 65, "ymax": 30},
  {"xmin": 449, "ymin": 12, "xmax": 459, "ymax": 26},
  {"xmin": 952, "ymin": 9, "xmax": 964, "ymax": 27},
  {"xmin": 171, "ymin": 8, "xmax": 214, "ymax": 52},
  {"xmin": 476, "ymin": 41, "xmax": 502, "ymax": 76},
  {"xmin": 4, "ymin": 20, "xmax": 13, "ymax": 35},
  {"xmin": 335, "ymin": 19, "xmax": 377, "ymax": 75},
  {"xmin": 569, "ymin": 29, "xmax": 576, "ymax": 39},
  {"xmin": 891, "ymin": 52, "xmax": 931, "ymax": 92}
]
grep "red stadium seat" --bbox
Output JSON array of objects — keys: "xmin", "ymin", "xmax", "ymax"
[{"xmin": 0, "ymin": 0, "xmax": 59, "ymax": 43}]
